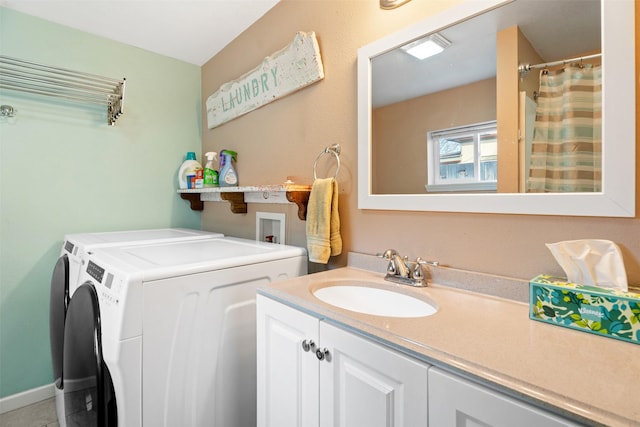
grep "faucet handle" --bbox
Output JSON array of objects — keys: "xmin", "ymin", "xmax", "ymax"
[
  {"xmin": 415, "ymin": 257, "xmax": 439, "ymax": 267},
  {"xmin": 413, "ymin": 258, "xmax": 425, "ymax": 280},
  {"xmin": 412, "ymin": 257, "xmax": 439, "ymax": 280}
]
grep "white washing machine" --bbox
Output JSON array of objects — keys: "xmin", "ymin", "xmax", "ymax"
[
  {"xmin": 49, "ymin": 228, "xmax": 224, "ymax": 426},
  {"xmin": 60, "ymin": 228, "xmax": 225, "ymax": 293},
  {"xmin": 61, "ymin": 236, "xmax": 307, "ymax": 426}
]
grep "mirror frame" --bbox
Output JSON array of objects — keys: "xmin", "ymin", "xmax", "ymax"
[{"xmin": 358, "ymin": 0, "xmax": 635, "ymax": 217}]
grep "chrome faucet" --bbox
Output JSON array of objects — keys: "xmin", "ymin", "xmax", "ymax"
[{"xmin": 379, "ymin": 249, "xmax": 438, "ymax": 287}]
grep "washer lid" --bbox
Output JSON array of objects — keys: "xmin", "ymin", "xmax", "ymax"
[
  {"xmin": 64, "ymin": 228, "xmax": 224, "ymax": 249},
  {"xmin": 88, "ymin": 236, "xmax": 307, "ymax": 279},
  {"xmin": 125, "ymin": 237, "xmax": 304, "ymax": 265}
]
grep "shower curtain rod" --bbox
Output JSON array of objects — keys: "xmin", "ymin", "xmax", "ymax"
[{"xmin": 518, "ymin": 53, "xmax": 601, "ymax": 74}]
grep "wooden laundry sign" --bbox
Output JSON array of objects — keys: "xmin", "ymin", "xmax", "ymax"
[{"xmin": 206, "ymin": 31, "xmax": 325, "ymax": 129}]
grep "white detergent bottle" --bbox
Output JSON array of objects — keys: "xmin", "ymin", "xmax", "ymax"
[
  {"xmin": 178, "ymin": 152, "xmax": 203, "ymax": 189},
  {"xmin": 203, "ymin": 152, "xmax": 219, "ymax": 187},
  {"xmin": 219, "ymin": 149, "xmax": 238, "ymax": 187}
]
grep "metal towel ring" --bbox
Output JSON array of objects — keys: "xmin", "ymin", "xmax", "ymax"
[{"xmin": 313, "ymin": 144, "xmax": 341, "ymax": 180}]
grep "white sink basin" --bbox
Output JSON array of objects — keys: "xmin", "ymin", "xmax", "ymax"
[{"xmin": 312, "ymin": 282, "xmax": 437, "ymax": 318}]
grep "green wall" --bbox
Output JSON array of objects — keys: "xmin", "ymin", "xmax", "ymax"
[{"xmin": 0, "ymin": 7, "xmax": 202, "ymax": 398}]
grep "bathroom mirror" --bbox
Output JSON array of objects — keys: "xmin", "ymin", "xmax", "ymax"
[{"xmin": 357, "ymin": 0, "xmax": 635, "ymax": 216}]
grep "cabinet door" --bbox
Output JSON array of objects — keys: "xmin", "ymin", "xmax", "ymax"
[
  {"xmin": 319, "ymin": 322, "xmax": 429, "ymax": 427},
  {"xmin": 256, "ymin": 295, "xmax": 320, "ymax": 427},
  {"xmin": 428, "ymin": 367, "xmax": 580, "ymax": 427}
]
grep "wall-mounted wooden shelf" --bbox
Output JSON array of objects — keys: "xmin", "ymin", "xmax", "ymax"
[{"xmin": 178, "ymin": 185, "xmax": 312, "ymax": 220}]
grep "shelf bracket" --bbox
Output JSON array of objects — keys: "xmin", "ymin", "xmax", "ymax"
[
  {"xmin": 180, "ymin": 193, "xmax": 204, "ymax": 211},
  {"xmin": 178, "ymin": 187, "xmax": 310, "ymax": 219},
  {"xmin": 220, "ymin": 192, "xmax": 248, "ymax": 214},
  {"xmin": 286, "ymin": 191, "xmax": 310, "ymax": 220}
]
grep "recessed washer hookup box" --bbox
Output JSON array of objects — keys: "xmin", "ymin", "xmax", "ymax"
[{"xmin": 530, "ymin": 274, "xmax": 640, "ymax": 345}]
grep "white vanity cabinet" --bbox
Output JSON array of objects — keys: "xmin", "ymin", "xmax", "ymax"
[
  {"xmin": 428, "ymin": 368, "xmax": 580, "ymax": 427},
  {"xmin": 256, "ymin": 295, "xmax": 429, "ymax": 427},
  {"xmin": 257, "ymin": 294, "xmax": 583, "ymax": 427}
]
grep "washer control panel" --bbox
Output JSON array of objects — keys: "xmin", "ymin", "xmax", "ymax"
[
  {"xmin": 63, "ymin": 240, "xmax": 75, "ymax": 255},
  {"xmin": 87, "ymin": 260, "xmax": 105, "ymax": 283},
  {"xmin": 86, "ymin": 260, "xmax": 124, "ymax": 306}
]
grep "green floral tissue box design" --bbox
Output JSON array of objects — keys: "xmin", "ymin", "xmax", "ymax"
[{"xmin": 530, "ymin": 274, "xmax": 640, "ymax": 345}]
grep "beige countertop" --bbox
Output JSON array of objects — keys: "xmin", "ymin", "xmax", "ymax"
[{"xmin": 258, "ymin": 264, "xmax": 640, "ymax": 427}]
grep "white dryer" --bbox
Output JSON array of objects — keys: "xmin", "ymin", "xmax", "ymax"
[
  {"xmin": 49, "ymin": 228, "xmax": 224, "ymax": 426},
  {"xmin": 62, "ymin": 237, "xmax": 307, "ymax": 426}
]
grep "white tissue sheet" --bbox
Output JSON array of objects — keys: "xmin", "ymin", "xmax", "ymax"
[{"xmin": 546, "ymin": 239, "xmax": 628, "ymax": 291}]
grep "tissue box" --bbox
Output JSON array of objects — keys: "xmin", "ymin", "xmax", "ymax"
[{"xmin": 530, "ymin": 274, "xmax": 640, "ymax": 345}]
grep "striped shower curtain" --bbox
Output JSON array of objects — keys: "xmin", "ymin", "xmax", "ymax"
[{"xmin": 527, "ymin": 65, "xmax": 602, "ymax": 192}]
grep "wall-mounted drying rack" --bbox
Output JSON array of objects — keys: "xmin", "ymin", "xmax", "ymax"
[{"xmin": 0, "ymin": 55, "xmax": 126, "ymax": 125}]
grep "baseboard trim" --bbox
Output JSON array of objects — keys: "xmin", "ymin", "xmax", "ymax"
[{"xmin": 0, "ymin": 383, "xmax": 55, "ymax": 414}]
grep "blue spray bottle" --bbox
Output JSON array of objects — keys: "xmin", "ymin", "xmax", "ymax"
[{"xmin": 219, "ymin": 149, "xmax": 238, "ymax": 187}]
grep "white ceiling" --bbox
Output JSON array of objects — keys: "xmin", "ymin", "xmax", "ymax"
[{"xmin": 0, "ymin": 0, "xmax": 281, "ymax": 65}]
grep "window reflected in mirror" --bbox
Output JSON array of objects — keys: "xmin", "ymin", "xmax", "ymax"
[
  {"xmin": 370, "ymin": 0, "xmax": 601, "ymax": 194},
  {"xmin": 426, "ymin": 121, "xmax": 497, "ymax": 193}
]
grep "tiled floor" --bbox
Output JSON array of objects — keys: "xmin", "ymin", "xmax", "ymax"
[{"xmin": 0, "ymin": 398, "xmax": 59, "ymax": 427}]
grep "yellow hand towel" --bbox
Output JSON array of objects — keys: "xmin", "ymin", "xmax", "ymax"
[{"xmin": 306, "ymin": 178, "xmax": 342, "ymax": 264}]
